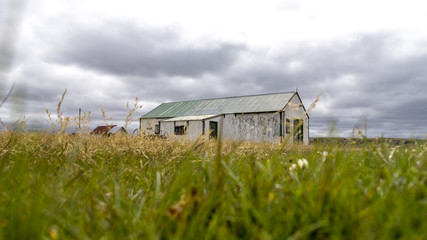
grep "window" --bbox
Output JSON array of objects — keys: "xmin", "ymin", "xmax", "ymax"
[
  {"xmin": 286, "ymin": 119, "xmax": 291, "ymax": 134},
  {"xmin": 154, "ymin": 124, "xmax": 160, "ymax": 134},
  {"xmin": 174, "ymin": 126, "xmax": 185, "ymax": 135}
]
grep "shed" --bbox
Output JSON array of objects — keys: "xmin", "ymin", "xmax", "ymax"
[
  {"xmin": 91, "ymin": 125, "xmax": 126, "ymax": 136},
  {"xmin": 140, "ymin": 91, "xmax": 309, "ymax": 144}
]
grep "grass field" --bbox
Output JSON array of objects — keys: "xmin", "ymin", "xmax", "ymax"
[{"xmin": 0, "ymin": 129, "xmax": 426, "ymax": 239}]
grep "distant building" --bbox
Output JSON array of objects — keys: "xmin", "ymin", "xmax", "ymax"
[
  {"xmin": 140, "ymin": 91, "xmax": 309, "ymax": 144},
  {"xmin": 91, "ymin": 125, "xmax": 126, "ymax": 136}
]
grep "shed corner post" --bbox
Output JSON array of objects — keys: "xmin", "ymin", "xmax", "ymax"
[
  {"xmin": 139, "ymin": 118, "xmax": 142, "ymax": 135},
  {"xmin": 202, "ymin": 120, "xmax": 205, "ymax": 136},
  {"xmin": 186, "ymin": 120, "xmax": 189, "ymax": 135},
  {"xmin": 279, "ymin": 111, "xmax": 283, "ymax": 140}
]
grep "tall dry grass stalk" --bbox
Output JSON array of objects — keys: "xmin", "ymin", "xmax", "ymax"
[
  {"xmin": 46, "ymin": 89, "xmax": 91, "ymax": 133},
  {"xmin": 44, "ymin": 90, "xmax": 144, "ymax": 134},
  {"xmin": 124, "ymin": 97, "xmax": 143, "ymax": 131},
  {"xmin": 307, "ymin": 92, "xmax": 322, "ymax": 114},
  {"xmin": 0, "ymin": 82, "xmax": 15, "ymax": 109},
  {"xmin": 352, "ymin": 115, "xmax": 368, "ymax": 138}
]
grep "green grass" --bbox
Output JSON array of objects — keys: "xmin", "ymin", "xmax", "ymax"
[{"xmin": 0, "ymin": 131, "xmax": 426, "ymax": 239}]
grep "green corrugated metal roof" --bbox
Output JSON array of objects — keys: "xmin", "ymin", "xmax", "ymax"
[{"xmin": 141, "ymin": 92, "xmax": 296, "ymax": 119}]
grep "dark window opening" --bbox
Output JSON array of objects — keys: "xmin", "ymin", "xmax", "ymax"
[
  {"xmin": 174, "ymin": 126, "xmax": 185, "ymax": 135},
  {"xmin": 286, "ymin": 119, "xmax": 291, "ymax": 134},
  {"xmin": 154, "ymin": 124, "xmax": 160, "ymax": 134}
]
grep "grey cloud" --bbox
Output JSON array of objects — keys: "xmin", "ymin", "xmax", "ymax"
[
  {"xmin": 4, "ymin": 12, "xmax": 427, "ymax": 138},
  {"xmin": 120, "ymin": 32, "xmax": 426, "ymax": 138},
  {"xmin": 52, "ymin": 22, "xmax": 245, "ymax": 78},
  {"xmin": 215, "ymin": 33, "xmax": 427, "ymax": 137}
]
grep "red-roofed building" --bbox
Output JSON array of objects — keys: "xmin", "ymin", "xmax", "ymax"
[{"xmin": 90, "ymin": 125, "xmax": 126, "ymax": 135}]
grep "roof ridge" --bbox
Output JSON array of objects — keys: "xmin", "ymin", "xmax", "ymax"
[{"xmin": 160, "ymin": 91, "xmax": 295, "ymax": 104}]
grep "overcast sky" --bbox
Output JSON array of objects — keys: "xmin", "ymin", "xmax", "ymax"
[{"xmin": 1, "ymin": 0, "xmax": 426, "ymax": 138}]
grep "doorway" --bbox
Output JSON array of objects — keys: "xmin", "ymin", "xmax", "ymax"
[
  {"xmin": 293, "ymin": 119, "xmax": 303, "ymax": 142},
  {"xmin": 209, "ymin": 121, "xmax": 218, "ymax": 139}
]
